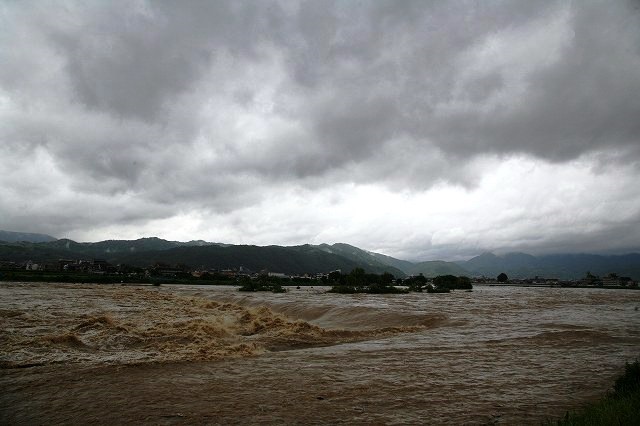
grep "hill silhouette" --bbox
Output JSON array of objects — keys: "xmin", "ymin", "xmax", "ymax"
[{"xmin": 0, "ymin": 232, "xmax": 638, "ymax": 279}]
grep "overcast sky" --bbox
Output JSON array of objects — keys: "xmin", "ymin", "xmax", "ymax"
[{"xmin": 1, "ymin": 1, "xmax": 639, "ymax": 261}]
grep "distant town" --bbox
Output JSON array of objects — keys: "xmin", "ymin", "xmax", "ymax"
[{"xmin": 1, "ymin": 257, "xmax": 637, "ymax": 289}]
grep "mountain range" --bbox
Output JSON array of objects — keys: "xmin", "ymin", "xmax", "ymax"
[
  {"xmin": 0, "ymin": 230, "xmax": 638, "ymax": 280},
  {"xmin": 0, "ymin": 230, "xmax": 57, "ymax": 243}
]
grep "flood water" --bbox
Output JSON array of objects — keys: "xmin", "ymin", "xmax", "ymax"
[{"xmin": 1, "ymin": 282, "xmax": 639, "ymax": 424}]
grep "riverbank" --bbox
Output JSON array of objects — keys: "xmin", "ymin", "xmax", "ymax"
[{"xmin": 549, "ymin": 360, "xmax": 640, "ymax": 425}]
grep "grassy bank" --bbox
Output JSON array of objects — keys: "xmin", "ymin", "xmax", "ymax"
[{"xmin": 549, "ymin": 359, "xmax": 640, "ymax": 425}]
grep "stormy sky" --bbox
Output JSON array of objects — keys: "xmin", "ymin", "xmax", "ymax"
[{"xmin": 1, "ymin": 0, "xmax": 639, "ymax": 261}]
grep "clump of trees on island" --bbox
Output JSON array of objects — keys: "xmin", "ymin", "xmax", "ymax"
[
  {"xmin": 325, "ymin": 268, "xmax": 406, "ymax": 294},
  {"xmin": 403, "ymin": 274, "xmax": 473, "ymax": 293},
  {"xmin": 237, "ymin": 268, "xmax": 474, "ymax": 294},
  {"xmin": 238, "ymin": 275, "xmax": 287, "ymax": 293},
  {"xmin": 324, "ymin": 269, "xmax": 472, "ymax": 294}
]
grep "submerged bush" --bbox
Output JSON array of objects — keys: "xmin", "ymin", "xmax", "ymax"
[
  {"xmin": 404, "ymin": 274, "xmax": 428, "ymax": 292},
  {"xmin": 238, "ymin": 277, "xmax": 286, "ymax": 293},
  {"xmin": 328, "ymin": 285, "xmax": 358, "ymax": 294},
  {"xmin": 328, "ymin": 284, "xmax": 407, "ymax": 294},
  {"xmin": 426, "ymin": 284, "xmax": 450, "ymax": 293},
  {"xmin": 432, "ymin": 275, "xmax": 473, "ymax": 290},
  {"xmin": 327, "ymin": 269, "xmax": 406, "ymax": 294}
]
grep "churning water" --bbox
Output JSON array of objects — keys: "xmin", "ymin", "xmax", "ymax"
[{"xmin": 1, "ymin": 282, "xmax": 639, "ymax": 424}]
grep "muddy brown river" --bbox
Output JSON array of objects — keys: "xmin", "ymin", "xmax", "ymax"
[{"xmin": 1, "ymin": 282, "xmax": 639, "ymax": 424}]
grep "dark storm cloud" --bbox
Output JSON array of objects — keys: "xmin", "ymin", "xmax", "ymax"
[
  {"xmin": 44, "ymin": 1, "xmax": 282, "ymax": 122},
  {"xmin": 4, "ymin": 1, "xmax": 639, "ymax": 182},
  {"xmin": 262, "ymin": 0, "xmax": 639, "ymax": 185},
  {"xmin": 429, "ymin": 1, "xmax": 640, "ymax": 162}
]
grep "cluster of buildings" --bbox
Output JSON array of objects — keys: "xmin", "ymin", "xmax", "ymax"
[
  {"xmin": 1, "ymin": 259, "xmax": 638, "ymax": 288},
  {"xmin": 190, "ymin": 266, "xmax": 327, "ymax": 281},
  {"xmin": 474, "ymin": 274, "xmax": 638, "ymax": 288},
  {"xmin": 1, "ymin": 259, "xmax": 118, "ymax": 274},
  {"xmin": 1, "ymin": 258, "xmax": 326, "ymax": 281}
]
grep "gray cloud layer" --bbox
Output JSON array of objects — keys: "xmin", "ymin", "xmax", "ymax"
[{"xmin": 1, "ymin": 1, "xmax": 639, "ymax": 257}]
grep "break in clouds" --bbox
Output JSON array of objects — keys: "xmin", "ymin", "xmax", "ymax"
[{"xmin": 1, "ymin": 0, "xmax": 639, "ymax": 260}]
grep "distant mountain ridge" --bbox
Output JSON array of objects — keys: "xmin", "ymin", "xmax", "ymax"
[
  {"xmin": 0, "ymin": 237, "xmax": 403, "ymax": 276},
  {"xmin": 314, "ymin": 243, "xmax": 406, "ymax": 275},
  {"xmin": 0, "ymin": 231, "xmax": 638, "ymax": 279},
  {"xmin": 313, "ymin": 244, "xmax": 467, "ymax": 277},
  {"xmin": 0, "ymin": 230, "xmax": 57, "ymax": 243},
  {"xmin": 405, "ymin": 260, "xmax": 469, "ymax": 277},
  {"xmin": 458, "ymin": 252, "xmax": 640, "ymax": 280}
]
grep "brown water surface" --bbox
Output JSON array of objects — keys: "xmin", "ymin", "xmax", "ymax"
[{"xmin": 1, "ymin": 282, "xmax": 639, "ymax": 424}]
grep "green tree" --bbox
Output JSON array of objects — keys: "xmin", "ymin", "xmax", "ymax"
[
  {"xmin": 347, "ymin": 267, "xmax": 366, "ymax": 288},
  {"xmin": 238, "ymin": 276, "xmax": 286, "ymax": 293},
  {"xmin": 328, "ymin": 270, "xmax": 342, "ymax": 282},
  {"xmin": 497, "ymin": 272, "xmax": 508, "ymax": 283},
  {"xmin": 380, "ymin": 272, "xmax": 395, "ymax": 285},
  {"xmin": 430, "ymin": 275, "xmax": 472, "ymax": 290},
  {"xmin": 329, "ymin": 269, "xmax": 406, "ymax": 294},
  {"xmin": 433, "ymin": 274, "xmax": 458, "ymax": 289},
  {"xmin": 406, "ymin": 274, "xmax": 428, "ymax": 292},
  {"xmin": 457, "ymin": 276, "xmax": 473, "ymax": 289}
]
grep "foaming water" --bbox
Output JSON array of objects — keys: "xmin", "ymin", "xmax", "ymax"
[
  {"xmin": 0, "ymin": 284, "xmax": 434, "ymax": 367},
  {"xmin": 1, "ymin": 282, "xmax": 639, "ymax": 424}
]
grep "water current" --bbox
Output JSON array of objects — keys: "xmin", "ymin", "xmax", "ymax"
[{"xmin": 1, "ymin": 282, "xmax": 639, "ymax": 424}]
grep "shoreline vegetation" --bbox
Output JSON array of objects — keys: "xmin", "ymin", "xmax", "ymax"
[
  {"xmin": 0, "ymin": 267, "xmax": 470, "ymax": 293},
  {"xmin": 1, "ymin": 268, "xmax": 638, "ymax": 292},
  {"xmin": 0, "ymin": 268, "xmax": 475, "ymax": 294},
  {"xmin": 237, "ymin": 269, "xmax": 475, "ymax": 294},
  {"xmin": 547, "ymin": 359, "xmax": 640, "ymax": 425},
  {"xmin": 0, "ymin": 267, "xmax": 475, "ymax": 294}
]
